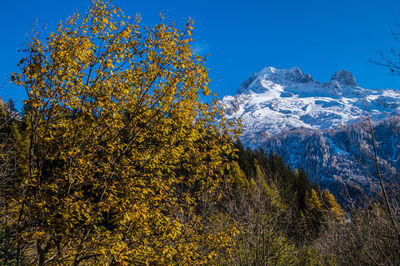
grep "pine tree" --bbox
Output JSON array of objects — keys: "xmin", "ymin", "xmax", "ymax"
[
  {"xmin": 306, "ymin": 189, "xmax": 323, "ymax": 211},
  {"xmin": 322, "ymin": 189, "xmax": 344, "ymax": 221},
  {"xmin": 304, "ymin": 189, "xmax": 324, "ymax": 235}
]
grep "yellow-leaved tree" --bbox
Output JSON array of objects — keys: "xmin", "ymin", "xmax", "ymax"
[
  {"xmin": 322, "ymin": 189, "xmax": 344, "ymax": 221},
  {"xmin": 4, "ymin": 0, "xmax": 240, "ymax": 264}
]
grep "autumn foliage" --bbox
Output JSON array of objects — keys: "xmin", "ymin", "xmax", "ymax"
[
  {"xmin": 3, "ymin": 1, "xmax": 239, "ymax": 264},
  {"xmin": 4, "ymin": 0, "xmax": 387, "ymax": 265}
]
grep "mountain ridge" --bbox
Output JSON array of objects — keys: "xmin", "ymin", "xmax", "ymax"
[
  {"xmin": 222, "ymin": 67, "xmax": 400, "ymax": 197},
  {"xmin": 223, "ymin": 66, "xmax": 400, "ymax": 140}
]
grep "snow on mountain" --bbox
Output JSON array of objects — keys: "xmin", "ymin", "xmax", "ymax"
[{"xmin": 222, "ymin": 67, "xmax": 400, "ymax": 198}]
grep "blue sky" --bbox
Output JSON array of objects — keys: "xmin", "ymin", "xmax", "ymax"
[{"xmin": 2, "ymin": 0, "xmax": 400, "ymax": 107}]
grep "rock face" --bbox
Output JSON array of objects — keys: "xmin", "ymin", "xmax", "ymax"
[
  {"xmin": 222, "ymin": 67, "xmax": 400, "ymax": 198},
  {"xmin": 331, "ymin": 70, "xmax": 357, "ymax": 87}
]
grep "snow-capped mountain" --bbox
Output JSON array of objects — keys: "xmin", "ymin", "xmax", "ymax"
[{"xmin": 222, "ymin": 67, "xmax": 400, "ymax": 198}]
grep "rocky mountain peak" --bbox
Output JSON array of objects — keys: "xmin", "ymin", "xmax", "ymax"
[
  {"xmin": 222, "ymin": 66, "xmax": 400, "ymax": 196},
  {"xmin": 222, "ymin": 66, "xmax": 400, "ymax": 199},
  {"xmin": 260, "ymin": 67, "xmax": 315, "ymax": 85},
  {"xmin": 330, "ymin": 70, "xmax": 357, "ymax": 87},
  {"xmin": 236, "ymin": 67, "xmax": 316, "ymax": 94},
  {"xmin": 223, "ymin": 66, "xmax": 400, "ymax": 138}
]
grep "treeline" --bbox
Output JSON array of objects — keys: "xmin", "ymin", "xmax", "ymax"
[
  {"xmin": 228, "ymin": 141, "xmax": 400, "ymax": 265},
  {"xmin": 218, "ymin": 143, "xmax": 342, "ymax": 264}
]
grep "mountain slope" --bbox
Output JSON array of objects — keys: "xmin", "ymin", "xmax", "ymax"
[{"xmin": 222, "ymin": 67, "xmax": 400, "ymax": 197}]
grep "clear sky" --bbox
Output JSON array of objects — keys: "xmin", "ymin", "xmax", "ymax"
[{"xmin": 2, "ymin": 0, "xmax": 400, "ymax": 108}]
